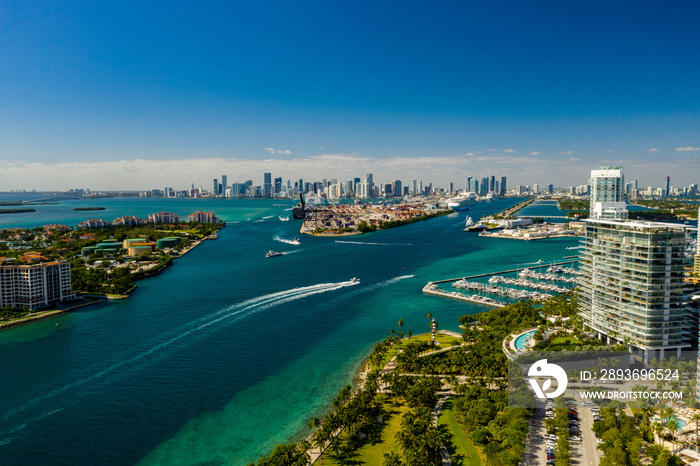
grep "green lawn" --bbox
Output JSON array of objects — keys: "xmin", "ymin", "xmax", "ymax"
[
  {"xmin": 438, "ymin": 398, "xmax": 483, "ymax": 466},
  {"xmin": 318, "ymin": 397, "xmax": 409, "ymax": 464},
  {"xmin": 628, "ymin": 400, "xmax": 640, "ymax": 415},
  {"xmin": 379, "ymin": 332, "xmax": 463, "ymax": 368}
]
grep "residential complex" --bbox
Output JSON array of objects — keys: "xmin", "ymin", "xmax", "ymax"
[
  {"xmin": 589, "ymin": 166, "xmax": 628, "ymax": 220},
  {"xmin": 577, "ymin": 219, "xmax": 690, "ymax": 361},
  {"xmin": 0, "ymin": 261, "xmax": 75, "ymax": 310}
]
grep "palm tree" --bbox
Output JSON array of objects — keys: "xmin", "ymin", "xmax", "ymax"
[
  {"xmin": 690, "ymin": 412, "xmax": 700, "ymax": 452},
  {"xmin": 308, "ymin": 415, "xmax": 320, "ymax": 431},
  {"xmin": 383, "ymin": 451, "xmax": 403, "ymax": 466},
  {"xmin": 398, "ymin": 319, "xmax": 404, "ymax": 330},
  {"xmin": 640, "ymin": 403, "xmax": 656, "ymax": 428},
  {"xmin": 667, "ymin": 419, "xmax": 680, "ymax": 447},
  {"xmin": 653, "ymin": 421, "xmax": 666, "ymax": 447}
]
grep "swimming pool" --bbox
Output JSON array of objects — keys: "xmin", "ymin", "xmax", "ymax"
[{"xmin": 514, "ymin": 330, "xmax": 536, "ymax": 350}]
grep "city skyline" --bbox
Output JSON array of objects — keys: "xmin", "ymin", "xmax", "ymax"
[{"xmin": 1, "ymin": 1, "xmax": 699, "ymax": 189}]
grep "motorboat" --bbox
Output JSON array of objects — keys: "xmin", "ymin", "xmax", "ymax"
[{"xmin": 265, "ymin": 250, "xmax": 284, "ymax": 258}]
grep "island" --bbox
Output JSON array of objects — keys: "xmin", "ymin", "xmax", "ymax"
[
  {"xmin": 73, "ymin": 207, "xmax": 106, "ymax": 211},
  {"xmin": 299, "ymin": 202, "xmax": 453, "ymax": 236},
  {"xmin": 0, "ymin": 208, "xmax": 36, "ymax": 214},
  {"xmin": 0, "ymin": 211, "xmax": 223, "ymax": 329}
]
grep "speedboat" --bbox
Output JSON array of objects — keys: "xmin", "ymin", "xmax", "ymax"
[
  {"xmin": 266, "ymin": 249, "xmax": 284, "ymax": 258},
  {"xmin": 350, "ymin": 277, "xmax": 360, "ymax": 285}
]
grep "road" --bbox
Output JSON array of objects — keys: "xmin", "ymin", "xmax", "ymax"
[{"xmin": 574, "ymin": 395, "xmax": 601, "ymax": 466}]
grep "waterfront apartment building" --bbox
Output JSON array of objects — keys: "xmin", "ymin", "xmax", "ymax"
[
  {"xmin": 589, "ymin": 166, "xmax": 628, "ymax": 220},
  {"xmin": 188, "ymin": 211, "xmax": 220, "ymax": 223},
  {"xmin": 148, "ymin": 212, "xmax": 182, "ymax": 223},
  {"xmin": 0, "ymin": 261, "xmax": 75, "ymax": 310},
  {"xmin": 577, "ymin": 219, "xmax": 690, "ymax": 360}
]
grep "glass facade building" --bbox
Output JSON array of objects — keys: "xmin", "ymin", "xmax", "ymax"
[{"xmin": 577, "ymin": 219, "xmax": 690, "ymax": 360}]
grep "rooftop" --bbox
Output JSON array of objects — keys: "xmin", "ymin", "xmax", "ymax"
[{"xmin": 584, "ymin": 218, "xmax": 688, "ymax": 230}]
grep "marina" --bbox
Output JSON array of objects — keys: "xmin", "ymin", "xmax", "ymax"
[{"xmin": 423, "ymin": 259, "xmax": 580, "ymax": 306}]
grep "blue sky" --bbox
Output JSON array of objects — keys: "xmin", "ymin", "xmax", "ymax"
[{"xmin": 1, "ymin": 0, "xmax": 699, "ymax": 190}]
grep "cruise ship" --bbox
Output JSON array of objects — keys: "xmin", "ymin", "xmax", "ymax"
[{"xmin": 446, "ymin": 197, "xmax": 470, "ymax": 211}]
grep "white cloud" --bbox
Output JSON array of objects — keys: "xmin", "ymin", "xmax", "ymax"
[
  {"xmin": 529, "ymin": 152, "xmax": 540, "ymax": 156},
  {"xmin": 646, "ymin": 148, "xmax": 660, "ymax": 152},
  {"xmin": 465, "ymin": 152, "xmax": 476, "ymax": 156},
  {"xmin": 2, "ymin": 153, "xmax": 699, "ymax": 192},
  {"xmin": 676, "ymin": 146, "xmax": 700, "ymax": 152},
  {"xmin": 503, "ymin": 149, "xmax": 516, "ymax": 153},
  {"xmin": 264, "ymin": 148, "xmax": 292, "ymax": 155},
  {"xmin": 606, "ymin": 150, "xmax": 615, "ymax": 153},
  {"xmin": 560, "ymin": 150, "xmax": 574, "ymax": 155}
]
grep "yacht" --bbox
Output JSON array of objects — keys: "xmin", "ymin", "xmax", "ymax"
[
  {"xmin": 265, "ymin": 249, "xmax": 284, "ymax": 258},
  {"xmin": 463, "ymin": 216, "xmax": 475, "ymax": 231}
]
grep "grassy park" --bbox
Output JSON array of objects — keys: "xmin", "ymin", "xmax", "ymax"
[{"xmin": 438, "ymin": 397, "xmax": 482, "ymax": 466}]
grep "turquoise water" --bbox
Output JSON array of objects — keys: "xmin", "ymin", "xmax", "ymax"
[
  {"xmin": 514, "ymin": 330, "xmax": 537, "ymax": 350},
  {"xmin": 0, "ymin": 197, "xmax": 579, "ymax": 464},
  {"xmin": 672, "ymin": 416, "xmax": 688, "ymax": 428}
]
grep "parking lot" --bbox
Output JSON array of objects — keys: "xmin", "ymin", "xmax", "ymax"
[{"xmin": 525, "ymin": 397, "xmax": 602, "ymax": 465}]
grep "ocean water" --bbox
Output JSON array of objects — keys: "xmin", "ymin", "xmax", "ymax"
[{"xmin": 0, "ymin": 198, "xmax": 579, "ymax": 465}]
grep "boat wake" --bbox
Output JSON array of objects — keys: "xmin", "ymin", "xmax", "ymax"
[
  {"xmin": 566, "ymin": 246, "xmax": 581, "ymax": 250},
  {"xmin": 262, "ymin": 216, "xmax": 275, "ymax": 219},
  {"xmin": 279, "ymin": 216, "xmax": 290, "ymax": 221},
  {"xmin": 0, "ymin": 280, "xmax": 358, "ymax": 441},
  {"xmin": 338, "ymin": 274, "xmax": 415, "ymax": 299},
  {"xmin": 273, "ymin": 236, "xmax": 300, "ymax": 245},
  {"xmin": 335, "ymin": 240, "xmax": 414, "ymax": 246}
]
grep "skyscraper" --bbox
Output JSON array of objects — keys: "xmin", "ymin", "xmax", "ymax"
[
  {"xmin": 274, "ymin": 177, "xmax": 282, "ymax": 195},
  {"xmin": 490, "ymin": 175, "xmax": 495, "ymax": 192},
  {"xmin": 212, "ymin": 179, "xmax": 218, "ymax": 196},
  {"xmin": 577, "ymin": 219, "xmax": 691, "ymax": 361},
  {"xmin": 264, "ymin": 172, "xmax": 272, "ymax": 197},
  {"xmin": 479, "ymin": 177, "xmax": 489, "ymax": 196},
  {"xmin": 665, "ymin": 176, "xmax": 670, "ymax": 197},
  {"xmin": 500, "ymin": 176, "xmax": 507, "ymax": 196},
  {"xmin": 465, "ymin": 177, "xmax": 473, "ymax": 192},
  {"xmin": 393, "ymin": 180, "xmax": 402, "ymax": 198},
  {"xmin": 547, "ymin": 183, "xmax": 553, "ymax": 194},
  {"xmin": 221, "ymin": 175, "xmax": 227, "ymax": 195},
  {"xmin": 589, "ymin": 166, "xmax": 627, "ymax": 220}
]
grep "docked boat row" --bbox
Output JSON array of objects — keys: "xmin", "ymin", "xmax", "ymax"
[
  {"xmin": 451, "ymin": 280, "xmax": 553, "ymax": 301},
  {"xmin": 518, "ymin": 268, "xmax": 578, "ymax": 283},
  {"xmin": 488, "ymin": 276, "xmax": 569, "ymax": 293},
  {"xmin": 546, "ymin": 266, "xmax": 580, "ymax": 275}
]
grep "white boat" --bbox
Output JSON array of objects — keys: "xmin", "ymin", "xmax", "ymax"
[
  {"xmin": 447, "ymin": 197, "xmax": 470, "ymax": 211},
  {"xmin": 350, "ymin": 277, "xmax": 360, "ymax": 285},
  {"xmin": 465, "ymin": 216, "xmax": 475, "ymax": 227},
  {"xmin": 266, "ymin": 249, "xmax": 284, "ymax": 258}
]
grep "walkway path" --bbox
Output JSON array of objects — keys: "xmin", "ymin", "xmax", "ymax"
[{"xmin": 432, "ymin": 395, "xmax": 452, "ymax": 466}]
